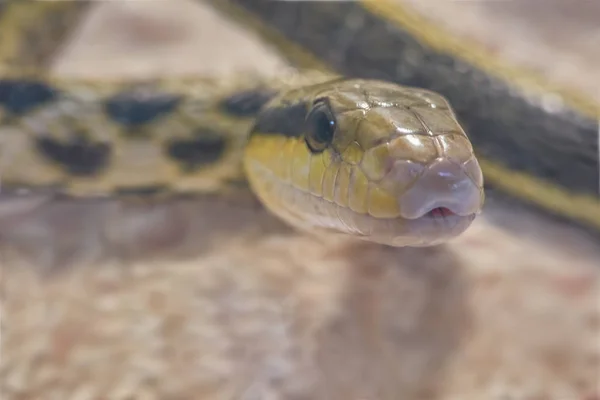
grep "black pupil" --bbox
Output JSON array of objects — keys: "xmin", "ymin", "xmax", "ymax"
[{"xmin": 312, "ymin": 107, "xmax": 334, "ymax": 143}]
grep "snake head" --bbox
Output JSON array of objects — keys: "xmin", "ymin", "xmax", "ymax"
[{"xmin": 245, "ymin": 78, "xmax": 484, "ymax": 247}]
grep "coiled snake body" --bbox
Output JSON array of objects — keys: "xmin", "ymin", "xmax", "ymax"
[{"xmin": 0, "ymin": 3, "xmax": 484, "ymax": 247}]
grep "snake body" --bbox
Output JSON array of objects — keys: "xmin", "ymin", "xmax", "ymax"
[{"xmin": 0, "ymin": 2, "xmax": 487, "ymax": 246}]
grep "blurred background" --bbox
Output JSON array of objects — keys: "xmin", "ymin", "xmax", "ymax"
[{"xmin": 1, "ymin": 1, "xmax": 599, "ymax": 399}]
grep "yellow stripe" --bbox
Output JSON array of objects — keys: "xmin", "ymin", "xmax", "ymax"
[
  {"xmin": 479, "ymin": 158, "xmax": 600, "ymax": 231},
  {"xmin": 360, "ymin": 0, "xmax": 600, "ymax": 120}
]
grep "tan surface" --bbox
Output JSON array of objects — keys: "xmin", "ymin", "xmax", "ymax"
[{"xmin": 1, "ymin": 2, "xmax": 599, "ymax": 399}]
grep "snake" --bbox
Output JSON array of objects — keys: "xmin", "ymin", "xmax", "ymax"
[
  {"xmin": 2, "ymin": 0, "xmax": 599, "ymax": 246},
  {"xmin": 0, "ymin": 1, "xmax": 485, "ymax": 248}
]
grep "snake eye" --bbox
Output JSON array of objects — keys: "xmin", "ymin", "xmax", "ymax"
[{"xmin": 305, "ymin": 99, "xmax": 336, "ymax": 153}]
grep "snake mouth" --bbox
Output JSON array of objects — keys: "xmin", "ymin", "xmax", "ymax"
[
  {"xmin": 425, "ymin": 207, "xmax": 455, "ymax": 218},
  {"xmin": 414, "ymin": 206, "xmax": 477, "ymax": 232},
  {"xmin": 389, "ymin": 199, "xmax": 479, "ymax": 246},
  {"xmin": 387, "ymin": 209, "xmax": 476, "ymax": 247}
]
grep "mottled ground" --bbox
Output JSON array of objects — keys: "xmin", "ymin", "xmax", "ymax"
[{"xmin": 1, "ymin": 1, "xmax": 599, "ymax": 399}]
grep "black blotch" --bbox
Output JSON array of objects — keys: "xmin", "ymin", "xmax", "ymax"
[
  {"xmin": 166, "ymin": 132, "xmax": 227, "ymax": 170},
  {"xmin": 105, "ymin": 90, "xmax": 182, "ymax": 127},
  {"xmin": 36, "ymin": 136, "xmax": 110, "ymax": 176},
  {"xmin": 0, "ymin": 79, "xmax": 57, "ymax": 115},
  {"xmin": 219, "ymin": 88, "xmax": 277, "ymax": 117},
  {"xmin": 250, "ymin": 101, "xmax": 309, "ymax": 138}
]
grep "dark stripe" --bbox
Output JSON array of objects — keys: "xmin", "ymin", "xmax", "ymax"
[
  {"xmin": 250, "ymin": 101, "xmax": 309, "ymax": 138},
  {"xmin": 35, "ymin": 136, "xmax": 110, "ymax": 176},
  {"xmin": 166, "ymin": 130, "xmax": 228, "ymax": 170},
  {"xmin": 0, "ymin": 79, "xmax": 57, "ymax": 115},
  {"xmin": 219, "ymin": 88, "xmax": 277, "ymax": 117},
  {"xmin": 104, "ymin": 90, "xmax": 182, "ymax": 127}
]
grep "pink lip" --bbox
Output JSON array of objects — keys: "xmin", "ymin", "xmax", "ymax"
[{"xmin": 426, "ymin": 207, "xmax": 455, "ymax": 218}]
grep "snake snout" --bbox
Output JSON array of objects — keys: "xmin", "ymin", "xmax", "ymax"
[{"xmin": 397, "ymin": 157, "xmax": 484, "ymax": 220}]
